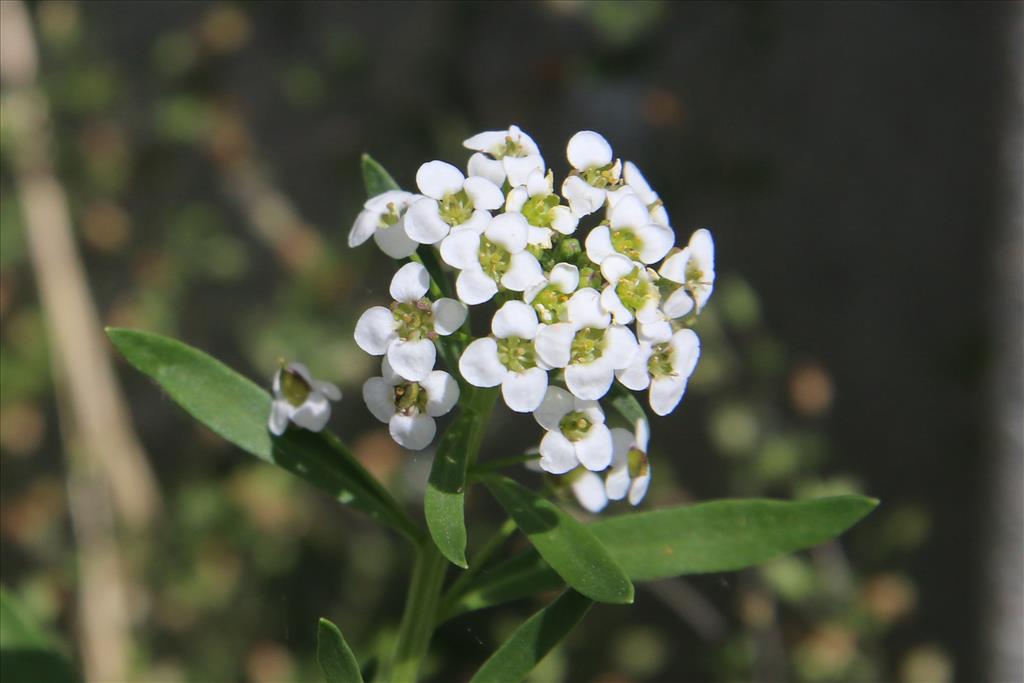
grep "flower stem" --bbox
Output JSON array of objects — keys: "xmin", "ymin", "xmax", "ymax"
[{"xmin": 386, "ymin": 541, "xmax": 449, "ymax": 683}]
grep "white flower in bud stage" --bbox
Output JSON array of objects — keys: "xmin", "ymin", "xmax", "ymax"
[
  {"xmin": 533, "ymin": 386, "xmax": 613, "ymax": 473},
  {"xmin": 534, "ymin": 288, "xmax": 638, "ymax": 400},
  {"xmin": 404, "ymin": 161, "xmax": 504, "ymax": 245},
  {"xmin": 606, "ymin": 419, "xmax": 652, "ymax": 505},
  {"xmin": 561, "ymin": 130, "xmax": 622, "ymax": 218},
  {"xmin": 439, "ymin": 212, "xmax": 544, "ymax": 305},
  {"xmin": 464, "ymin": 125, "xmax": 546, "ymax": 188},
  {"xmin": 459, "ymin": 301, "xmax": 550, "ymax": 412},
  {"xmin": 659, "ymin": 228, "xmax": 716, "ymax": 313},
  {"xmin": 524, "ymin": 262, "xmax": 579, "ymax": 324},
  {"xmin": 585, "ymin": 194, "xmax": 675, "ymax": 267},
  {"xmin": 616, "ymin": 328, "xmax": 700, "ymax": 416},
  {"xmin": 268, "ymin": 363, "xmax": 341, "ymax": 436},
  {"xmin": 599, "ymin": 253, "xmax": 662, "ymax": 326},
  {"xmin": 363, "ymin": 358, "xmax": 459, "ymax": 450},
  {"xmin": 354, "ymin": 262, "xmax": 467, "ymax": 381},
  {"xmin": 505, "ymin": 169, "xmax": 578, "ymax": 236},
  {"xmin": 348, "ymin": 190, "xmax": 420, "ymax": 259}
]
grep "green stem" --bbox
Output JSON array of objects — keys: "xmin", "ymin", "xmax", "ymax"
[
  {"xmin": 387, "ymin": 542, "xmax": 448, "ymax": 683},
  {"xmin": 437, "ymin": 517, "xmax": 517, "ymax": 621},
  {"xmin": 470, "ymin": 452, "xmax": 541, "ymax": 476}
]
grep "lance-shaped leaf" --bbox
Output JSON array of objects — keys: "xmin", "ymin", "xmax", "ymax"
[
  {"xmin": 361, "ymin": 154, "xmax": 401, "ymax": 197},
  {"xmin": 468, "ymin": 590, "xmax": 592, "ymax": 683},
  {"xmin": 441, "ymin": 495, "xmax": 877, "ymax": 620},
  {"xmin": 106, "ymin": 328, "xmax": 421, "ymax": 542},
  {"xmin": 317, "ymin": 618, "xmax": 363, "ymax": 683},
  {"xmin": 483, "ymin": 475, "xmax": 633, "ymax": 605}
]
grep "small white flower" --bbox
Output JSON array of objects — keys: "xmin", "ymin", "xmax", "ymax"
[
  {"xmin": 616, "ymin": 328, "xmax": 700, "ymax": 416},
  {"xmin": 561, "ymin": 131, "xmax": 622, "ymax": 218},
  {"xmin": 458, "ymin": 301, "xmax": 549, "ymax": 412},
  {"xmin": 598, "ymin": 253, "xmax": 662, "ymax": 326},
  {"xmin": 621, "ymin": 161, "xmax": 670, "ymax": 227},
  {"xmin": 348, "ymin": 190, "xmax": 420, "ymax": 259},
  {"xmin": 533, "ymin": 386, "xmax": 613, "ymax": 473},
  {"xmin": 585, "ymin": 193, "xmax": 675, "ymax": 266},
  {"xmin": 606, "ymin": 419, "xmax": 652, "ymax": 506},
  {"xmin": 534, "ymin": 288, "xmax": 638, "ymax": 401},
  {"xmin": 363, "ymin": 358, "xmax": 459, "ymax": 450},
  {"xmin": 404, "ymin": 160, "xmax": 503, "ymax": 245},
  {"xmin": 439, "ymin": 212, "xmax": 544, "ymax": 305},
  {"xmin": 659, "ymin": 228, "xmax": 716, "ymax": 313},
  {"xmin": 269, "ymin": 363, "xmax": 341, "ymax": 436},
  {"xmin": 524, "ymin": 262, "xmax": 579, "ymax": 324},
  {"xmin": 505, "ymin": 169, "xmax": 578, "ymax": 236},
  {"xmin": 353, "ymin": 262, "xmax": 468, "ymax": 381},
  {"xmin": 464, "ymin": 125, "xmax": 546, "ymax": 188}
]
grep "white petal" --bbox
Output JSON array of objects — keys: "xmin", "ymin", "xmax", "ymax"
[
  {"xmin": 390, "ymin": 262, "xmax": 430, "ymax": 302},
  {"xmin": 291, "ymin": 393, "xmax": 331, "ymax": 432},
  {"xmin": 456, "ymin": 268, "xmax": 498, "ymax": 305},
  {"xmin": 500, "ymin": 252, "xmax": 544, "ymax": 292},
  {"xmin": 562, "ymin": 175, "xmax": 606, "ymax": 218},
  {"xmin": 458, "ymin": 338, "xmax": 506, "ymax": 388},
  {"xmin": 528, "ymin": 226, "xmax": 553, "ymax": 249},
  {"xmin": 484, "ymin": 212, "xmax": 529, "ymax": 253},
  {"xmin": 573, "ymin": 397, "xmax": 604, "ymax": 424},
  {"xmin": 649, "ymin": 375, "xmax": 687, "ymax": 416},
  {"xmin": 365, "ymin": 189, "xmax": 415, "ymax": 212},
  {"xmin": 534, "ymin": 322, "xmax": 573, "ymax": 369},
  {"xmin": 567, "ymin": 130, "xmax": 613, "ymax": 170},
  {"xmin": 610, "ymin": 427, "xmax": 635, "ymax": 465},
  {"xmin": 623, "ymin": 161, "xmax": 658, "ymax": 205},
  {"xmin": 389, "ymin": 413, "xmax": 436, "ymax": 451},
  {"xmin": 601, "ymin": 286, "xmax": 633, "ymax": 325},
  {"xmin": 600, "ymin": 253, "xmax": 636, "ymax": 284},
  {"xmin": 689, "ymin": 228, "xmax": 715, "ymax": 270},
  {"xmin": 635, "ymin": 418, "xmax": 650, "ymax": 453},
  {"xmin": 405, "ymin": 198, "xmax": 451, "ymax": 244},
  {"xmin": 503, "ymin": 154, "xmax": 545, "ymax": 187},
  {"xmin": 373, "ymin": 221, "xmax": 419, "ymax": 259},
  {"xmin": 492, "ymin": 300, "xmax": 539, "ymax": 340},
  {"xmin": 432, "ymin": 298, "xmax": 468, "ymax": 335},
  {"xmin": 574, "ymin": 422, "xmax": 613, "ymax": 471},
  {"xmin": 463, "ymin": 130, "xmax": 509, "ymax": 153},
  {"xmin": 603, "ymin": 325, "xmax": 639, "ymax": 370},
  {"xmin": 549, "ymin": 206, "xmax": 579, "ymax": 235},
  {"xmin": 638, "ymin": 319, "xmax": 673, "ymax": 344},
  {"xmin": 269, "ymin": 400, "xmax": 292, "ymax": 436},
  {"xmin": 354, "ymin": 306, "xmax": 398, "ymax": 355},
  {"xmin": 584, "ymin": 225, "xmax": 615, "ymax": 266},
  {"xmin": 387, "ymin": 339, "xmax": 436, "ymax": 382},
  {"xmin": 548, "ymin": 263, "xmax": 579, "ymax": 293},
  {"xmin": 416, "ymin": 160, "xmax": 464, "ymax": 199},
  {"xmin": 650, "ymin": 204, "xmax": 670, "ymax": 227},
  {"xmin": 313, "ymin": 380, "xmax": 342, "ymax": 401},
  {"xmin": 636, "ymin": 297, "xmax": 663, "ymax": 325},
  {"xmin": 566, "ymin": 288, "xmax": 609, "ymax": 330},
  {"xmin": 637, "ymin": 223, "xmax": 676, "ymax": 264},
  {"xmin": 467, "ymin": 153, "xmax": 506, "ymax": 188},
  {"xmin": 363, "ymin": 377, "xmax": 397, "ymax": 423},
  {"xmin": 609, "ymin": 194, "xmax": 649, "ymax": 230},
  {"xmin": 533, "ymin": 385, "xmax": 574, "ymax": 431},
  {"xmin": 525, "ymin": 168, "xmax": 550, "ymax": 196},
  {"xmin": 422, "ymin": 370, "xmax": 460, "ymax": 417},
  {"xmin": 571, "ymin": 471, "xmax": 608, "ymax": 513},
  {"xmin": 566, "ymin": 360, "xmax": 615, "ymax": 401},
  {"xmin": 505, "ymin": 185, "xmax": 528, "ymax": 213},
  {"xmin": 659, "ymin": 249, "xmax": 688, "ymax": 284},
  {"xmin": 348, "ymin": 209, "xmax": 377, "ymax": 247},
  {"xmin": 662, "ymin": 287, "xmax": 695, "ymax": 319},
  {"xmin": 605, "ymin": 463, "xmax": 630, "ymax": 501},
  {"xmin": 460, "ymin": 208, "xmax": 492, "ymax": 233},
  {"xmin": 538, "ymin": 430, "xmax": 578, "ymax": 475},
  {"xmin": 381, "ymin": 356, "xmax": 402, "ymax": 385},
  {"xmin": 628, "ymin": 471, "xmax": 651, "ymax": 505},
  {"xmin": 501, "ymin": 367, "xmax": 548, "ymax": 413},
  {"xmin": 440, "ymin": 228, "xmax": 481, "ymax": 270},
  {"xmin": 464, "ymin": 176, "xmax": 504, "ymax": 211},
  {"xmin": 616, "ymin": 344, "xmax": 652, "ymax": 391}
]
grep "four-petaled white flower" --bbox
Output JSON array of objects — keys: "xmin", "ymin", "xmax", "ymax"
[
  {"xmin": 599, "ymin": 254, "xmax": 662, "ymax": 326},
  {"xmin": 659, "ymin": 228, "xmax": 716, "ymax": 314},
  {"xmin": 354, "ymin": 262, "xmax": 467, "ymax": 381},
  {"xmin": 363, "ymin": 358, "xmax": 460, "ymax": 450},
  {"xmin": 617, "ymin": 328, "xmax": 700, "ymax": 416},
  {"xmin": 533, "ymin": 386, "xmax": 613, "ymax": 473},
  {"xmin": 439, "ymin": 212, "xmax": 544, "ymax": 305},
  {"xmin": 459, "ymin": 301, "xmax": 549, "ymax": 412},
  {"xmin": 524, "ymin": 262, "xmax": 579, "ymax": 324},
  {"xmin": 606, "ymin": 419, "xmax": 652, "ymax": 505},
  {"xmin": 269, "ymin": 363, "xmax": 341, "ymax": 436},
  {"xmin": 348, "ymin": 190, "xmax": 420, "ymax": 259},
  {"xmin": 505, "ymin": 169, "xmax": 578, "ymax": 237},
  {"xmin": 585, "ymin": 193, "xmax": 675, "ymax": 267},
  {"xmin": 534, "ymin": 288, "xmax": 638, "ymax": 400},
  {"xmin": 561, "ymin": 130, "xmax": 622, "ymax": 218},
  {"xmin": 404, "ymin": 161, "xmax": 504, "ymax": 245},
  {"xmin": 464, "ymin": 125, "xmax": 546, "ymax": 189}
]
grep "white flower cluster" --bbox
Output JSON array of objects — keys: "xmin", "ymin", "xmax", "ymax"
[{"xmin": 348, "ymin": 126, "xmax": 716, "ymax": 507}]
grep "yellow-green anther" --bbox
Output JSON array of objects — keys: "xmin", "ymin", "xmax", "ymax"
[
  {"xmin": 379, "ymin": 202, "xmax": 401, "ymax": 227},
  {"xmin": 280, "ymin": 368, "xmax": 312, "ymax": 407},
  {"xmin": 532, "ymin": 286, "xmax": 571, "ymax": 323},
  {"xmin": 611, "ymin": 229, "xmax": 643, "ymax": 261},
  {"xmin": 394, "ymin": 381, "xmax": 428, "ymax": 414},
  {"xmin": 580, "ymin": 162, "xmax": 621, "ymax": 189},
  {"xmin": 439, "ymin": 189, "xmax": 474, "ymax": 226},
  {"xmin": 522, "ymin": 193, "xmax": 560, "ymax": 228},
  {"xmin": 478, "ymin": 235, "xmax": 512, "ymax": 280},
  {"xmin": 648, "ymin": 342, "xmax": 674, "ymax": 377},
  {"xmin": 615, "ymin": 269, "xmax": 654, "ymax": 313},
  {"xmin": 496, "ymin": 336, "xmax": 537, "ymax": 372},
  {"xmin": 570, "ymin": 327, "xmax": 606, "ymax": 364},
  {"xmin": 392, "ymin": 299, "xmax": 435, "ymax": 341},
  {"xmin": 495, "ymin": 136, "xmax": 525, "ymax": 159},
  {"xmin": 559, "ymin": 410, "xmax": 592, "ymax": 441},
  {"xmin": 685, "ymin": 258, "xmax": 704, "ymax": 284}
]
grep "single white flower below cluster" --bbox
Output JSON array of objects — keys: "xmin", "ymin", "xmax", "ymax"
[{"xmin": 268, "ymin": 363, "xmax": 341, "ymax": 436}]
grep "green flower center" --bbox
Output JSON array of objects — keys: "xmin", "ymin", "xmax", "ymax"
[
  {"xmin": 615, "ymin": 268, "xmax": 655, "ymax": 314},
  {"xmin": 627, "ymin": 447, "xmax": 649, "ymax": 478},
  {"xmin": 439, "ymin": 189, "xmax": 474, "ymax": 226},
  {"xmin": 280, "ymin": 368, "xmax": 311, "ymax": 407},
  {"xmin": 648, "ymin": 342, "xmax": 674, "ymax": 378},
  {"xmin": 611, "ymin": 228, "xmax": 643, "ymax": 261},
  {"xmin": 580, "ymin": 162, "xmax": 621, "ymax": 189},
  {"xmin": 559, "ymin": 411, "xmax": 592, "ymax": 441},
  {"xmin": 570, "ymin": 327, "xmax": 606, "ymax": 364},
  {"xmin": 685, "ymin": 257, "xmax": 705, "ymax": 284},
  {"xmin": 478, "ymin": 236, "xmax": 512, "ymax": 280},
  {"xmin": 496, "ymin": 336, "xmax": 537, "ymax": 372},
  {"xmin": 494, "ymin": 136, "xmax": 526, "ymax": 159},
  {"xmin": 392, "ymin": 299, "xmax": 436, "ymax": 341},
  {"xmin": 378, "ymin": 202, "xmax": 401, "ymax": 228},
  {"xmin": 522, "ymin": 193, "xmax": 560, "ymax": 228},
  {"xmin": 531, "ymin": 286, "xmax": 571, "ymax": 324},
  {"xmin": 394, "ymin": 381, "xmax": 428, "ymax": 415}
]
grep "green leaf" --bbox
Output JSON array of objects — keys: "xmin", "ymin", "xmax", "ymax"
[
  {"xmin": 482, "ymin": 475, "xmax": 633, "ymax": 605},
  {"xmin": 361, "ymin": 154, "xmax": 401, "ymax": 197},
  {"xmin": 0, "ymin": 588, "xmax": 79, "ymax": 683},
  {"xmin": 317, "ymin": 618, "xmax": 364, "ymax": 683},
  {"xmin": 106, "ymin": 328, "xmax": 421, "ymax": 542},
  {"xmin": 608, "ymin": 384, "xmax": 647, "ymax": 427},
  {"xmin": 441, "ymin": 495, "xmax": 877, "ymax": 620},
  {"xmin": 468, "ymin": 590, "xmax": 592, "ymax": 683}
]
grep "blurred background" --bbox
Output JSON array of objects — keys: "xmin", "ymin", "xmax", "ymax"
[{"xmin": 1, "ymin": 2, "xmax": 1021, "ymax": 682}]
